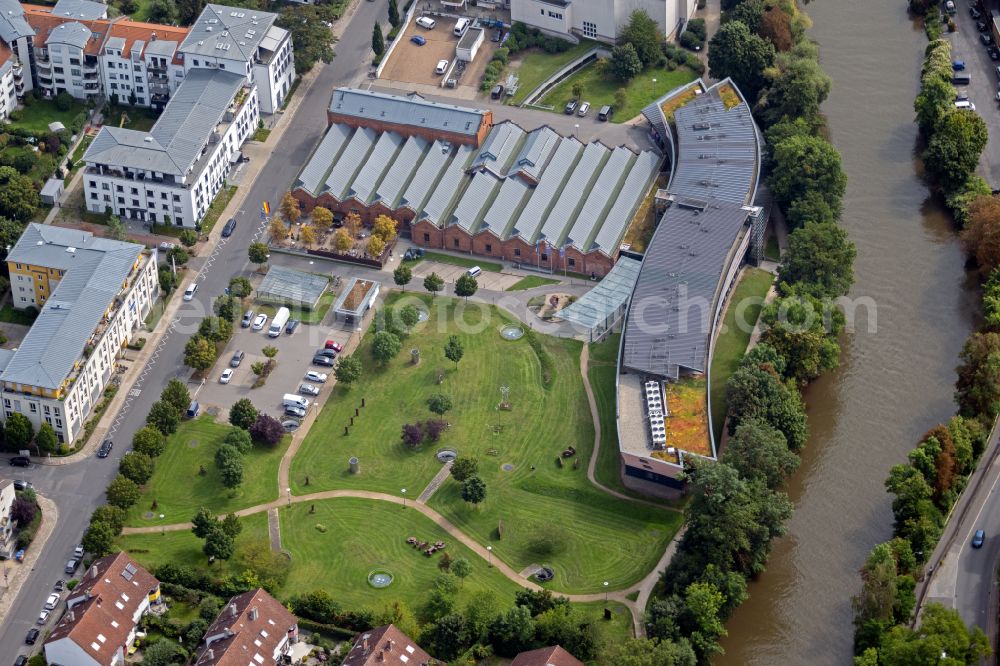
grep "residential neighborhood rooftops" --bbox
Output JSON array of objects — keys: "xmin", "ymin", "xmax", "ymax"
[
  {"xmin": 342, "ymin": 624, "xmax": 434, "ymax": 666},
  {"xmin": 180, "ymin": 3, "xmax": 283, "ymax": 62},
  {"xmin": 0, "ymin": 0, "xmax": 33, "ymax": 42},
  {"xmin": 328, "ymin": 87, "xmax": 489, "ymax": 138},
  {"xmin": 510, "ymin": 645, "xmax": 584, "ymax": 666},
  {"xmin": 194, "ymin": 588, "xmax": 298, "ymax": 666},
  {"xmin": 51, "ymin": 0, "xmax": 107, "ymax": 20}
]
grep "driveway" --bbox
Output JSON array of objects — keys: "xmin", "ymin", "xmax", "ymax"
[
  {"xmin": 410, "ymin": 260, "xmax": 521, "ymax": 291},
  {"xmin": 948, "ymin": 4, "xmax": 1000, "ymax": 187}
]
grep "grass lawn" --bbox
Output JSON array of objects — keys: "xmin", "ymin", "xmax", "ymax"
[
  {"xmin": 709, "ymin": 268, "xmax": 774, "ymax": 442},
  {"xmin": 106, "ymin": 107, "xmax": 160, "ymax": 132},
  {"xmin": 202, "ymin": 186, "xmax": 237, "ymax": 233},
  {"xmin": 124, "ymin": 416, "xmax": 289, "ymax": 527},
  {"xmin": 765, "ymin": 233, "xmax": 781, "ymax": 262},
  {"xmin": 540, "ymin": 64, "xmax": 697, "ymax": 123},
  {"xmin": 290, "ymin": 295, "xmax": 680, "ymax": 594},
  {"xmin": 506, "ymin": 275, "xmax": 560, "ymax": 292},
  {"xmin": 509, "ymin": 41, "xmax": 602, "ymax": 105},
  {"xmin": 404, "ymin": 251, "xmax": 503, "ymax": 273},
  {"xmin": 0, "ymin": 303, "xmax": 37, "ymax": 326},
  {"xmin": 253, "ymin": 127, "xmax": 272, "ymax": 142},
  {"xmin": 8, "ymin": 99, "xmax": 87, "ymax": 133}
]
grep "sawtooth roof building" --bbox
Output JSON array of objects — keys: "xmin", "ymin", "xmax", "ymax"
[
  {"xmin": 292, "ymin": 88, "xmax": 661, "ymax": 277},
  {"xmin": 615, "ymin": 79, "xmax": 768, "ymax": 494}
]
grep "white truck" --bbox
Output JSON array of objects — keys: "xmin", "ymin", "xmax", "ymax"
[
  {"xmin": 283, "ymin": 393, "xmax": 309, "ymax": 409},
  {"xmin": 268, "ymin": 307, "xmax": 290, "ymax": 337}
]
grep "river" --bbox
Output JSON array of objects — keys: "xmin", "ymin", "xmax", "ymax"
[{"xmin": 716, "ymin": 1, "xmax": 982, "ymax": 663}]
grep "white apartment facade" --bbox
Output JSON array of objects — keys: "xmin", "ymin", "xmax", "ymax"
[
  {"xmin": 2, "ymin": 224, "xmax": 158, "ymax": 446},
  {"xmin": 510, "ymin": 0, "xmax": 695, "ymax": 42},
  {"xmin": 0, "ymin": 479, "xmax": 16, "ymax": 558},
  {"xmin": 83, "ymin": 69, "xmax": 259, "ymax": 227}
]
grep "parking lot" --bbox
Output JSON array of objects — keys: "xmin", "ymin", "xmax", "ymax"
[
  {"xmin": 410, "ymin": 260, "xmax": 521, "ymax": 291},
  {"xmin": 949, "ymin": 0, "xmax": 1000, "ymax": 186},
  {"xmin": 196, "ymin": 307, "xmax": 354, "ymax": 423},
  {"xmin": 380, "ymin": 15, "xmax": 499, "ymax": 95}
]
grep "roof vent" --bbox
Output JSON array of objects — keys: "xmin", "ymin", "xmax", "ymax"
[
  {"xmin": 66, "ymin": 247, "xmax": 76, "ymax": 254},
  {"xmin": 144, "ymin": 137, "xmax": 153, "ymax": 143},
  {"xmin": 36, "ymin": 240, "xmax": 43, "ymax": 245}
]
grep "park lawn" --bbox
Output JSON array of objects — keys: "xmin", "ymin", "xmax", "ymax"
[
  {"xmin": 588, "ymin": 333, "xmax": 619, "ymax": 365},
  {"xmin": 253, "ymin": 127, "xmax": 272, "ymax": 142},
  {"xmin": 124, "ymin": 416, "xmax": 289, "ymax": 527},
  {"xmin": 709, "ymin": 268, "xmax": 774, "ymax": 442},
  {"xmin": 509, "ymin": 40, "xmax": 601, "ymax": 105},
  {"xmin": 202, "ymin": 186, "xmax": 237, "ymax": 233},
  {"xmin": 9, "ymin": 99, "xmax": 87, "ymax": 133},
  {"xmin": 117, "ymin": 511, "xmax": 269, "ymax": 577},
  {"xmin": 405, "ymin": 251, "xmax": 503, "ymax": 273},
  {"xmin": 540, "ymin": 64, "xmax": 697, "ymax": 123},
  {"xmin": 506, "ymin": 275, "xmax": 560, "ymax": 292}
]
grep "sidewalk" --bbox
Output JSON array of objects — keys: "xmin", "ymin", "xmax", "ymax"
[{"xmin": 0, "ymin": 494, "xmax": 58, "ymax": 625}]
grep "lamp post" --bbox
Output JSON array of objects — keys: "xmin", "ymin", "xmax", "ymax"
[
  {"xmin": 401, "ymin": 488, "xmax": 407, "ymax": 508},
  {"xmin": 603, "ymin": 580, "xmax": 609, "ymax": 602},
  {"xmin": 486, "ymin": 545, "xmax": 492, "ymax": 567},
  {"xmin": 286, "ymin": 487, "xmax": 291, "ymax": 507}
]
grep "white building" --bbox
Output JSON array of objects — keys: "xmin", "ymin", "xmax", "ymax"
[
  {"xmin": 510, "ymin": 0, "xmax": 695, "ymax": 42},
  {"xmin": 2, "ymin": 224, "xmax": 159, "ymax": 446},
  {"xmin": 178, "ymin": 4, "xmax": 294, "ymax": 114},
  {"xmin": 82, "ymin": 68, "xmax": 259, "ymax": 227},
  {"xmin": 0, "ymin": 479, "xmax": 16, "ymax": 558}
]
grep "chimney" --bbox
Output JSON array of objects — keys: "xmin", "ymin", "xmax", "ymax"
[
  {"xmin": 229, "ymin": 603, "xmax": 238, "ymax": 617},
  {"xmin": 377, "ymin": 651, "xmax": 384, "ymax": 662},
  {"xmin": 207, "ymin": 648, "xmax": 214, "ymax": 660},
  {"xmin": 68, "ymin": 610, "xmax": 75, "ymax": 623},
  {"xmin": 249, "ymin": 607, "xmax": 258, "ymax": 621},
  {"xmin": 362, "ymin": 638, "xmax": 369, "ymax": 653},
  {"xmin": 89, "ymin": 564, "xmax": 97, "ymax": 579}
]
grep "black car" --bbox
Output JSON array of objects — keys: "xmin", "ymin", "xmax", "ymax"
[
  {"xmin": 977, "ymin": 19, "xmax": 988, "ymax": 30},
  {"xmin": 564, "ymin": 100, "xmax": 578, "ymax": 114},
  {"xmin": 982, "ymin": 33, "xmax": 994, "ymax": 45},
  {"xmin": 403, "ymin": 247, "xmax": 425, "ymax": 261},
  {"xmin": 285, "ymin": 319, "xmax": 300, "ymax": 335},
  {"xmin": 989, "ymin": 46, "xmax": 1000, "ymax": 60},
  {"xmin": 14, "ymin": 656, "xmax": 27, "ymax": 666},
  {"xmin": 973, "ymin": 529, "xmax": 986, "ymax": 548},
  {"xmin": 312, "ymin": 355, "xmax": 335, "ymax": 367},
  {"xmin": 25, "ymin": 628, "xmax": 39, "ymax": 644},
  {"xmin": 9, "ymin": 457, "xmax": 29, "ymax": 468},
  {"xmin": 221, "ymin": 217, "xmax": 237, "ymax": 238},
  {"xmin": 12, "ymin": 480, "xmax": 30, "ymax": 491},
  {"xmin": 97, "ymin": 439, "xmax": 113, "ymax": 458},
  {"xmin": 54, "ymin": 579, "xmax": 65, "ymax": 591},
  {"xmin": 316, "ymin": 348, "xmax": 338, "ymax": 359},
  {"xmin": 971, "ymin": 7, "xmax": 982, "ymax": 18}
]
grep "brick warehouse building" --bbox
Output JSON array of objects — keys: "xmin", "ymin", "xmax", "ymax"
[{"xmin": 292, "ymin": 88, "xmax": 660, "ymax": 276}]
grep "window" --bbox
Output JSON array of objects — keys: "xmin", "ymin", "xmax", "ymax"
[
  {"xmin": 55, "ymin": 418, "xmax": 62, "ymax": 428},
  {"xmin": 193, "ymin": 59, "xmax": 199, "ymax": 66},
  {"xmin": 452, "ymin": 238, "xmax": 459, "ymax": 248},
  {"xmin": 568, "ymin": 258, "xmax": 576, "ymax": 267},
  {"xmin": 423, "ymin": 233, "xmax": 430, "ymax": 242},
  {"xmin": 485, "ymin": 243, "xmax": 492, "ymax": 253},
  {"xmin": 514, "ymin": 248, "xmax": 521, "ymax": 257},
  {"xmin": 582, "ymin": 21, "xmax": 597, "ymax": 38},
  {"xmin": 547, "ymin": 10, "xmax": 563, "ymax": 18},
  {"xmin": 29, "ymin": 403, "xmax": 36, "ymax": 413},
  {"xmin": 541, "ymin": 253, "xmax": 549, "ymax": 261}
]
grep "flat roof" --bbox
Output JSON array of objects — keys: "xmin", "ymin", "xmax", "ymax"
[
  {"xmin": 179, "ymin": 4, "xmax": 283, "ymax": 62},
  {"xmin": 328, "ymin": 87, "xmax": 488, "ymax": 137},
  {"xmin": 256, "ymin": 265, "xmax": 328, "ymax": 306},
  {"xmin": 561, "ymin": 256, "xmax": 642, "ymax": 329}
]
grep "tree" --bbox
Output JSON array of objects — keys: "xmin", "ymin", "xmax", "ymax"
[
  {"xmin": 372, "ymin": 330, "xmax": 402, "ymax": 364},
  {"xmin": 955, "ymin": 331, "xmax": 1000, "ymax": 419},
  {"xmin": 214, "ymin": 294, "xmax": 240, "ymax": 323},
  {"xmin": 161, "ymin": 378, "xmax": 191, "ymax": 414},
  {"xmin": 300, "ymin": 225, "xmax": 317, "ymax": 248},
  {"xmin": 722, "ymin": 418, "xmax": 798, "ymax": 488},
  {"xmin": 367, "ymin": 235, "xmax": 386, "ymax": 257},
  {"xmin": 119, "ymin": 451, "xmax": 154, "ymax": 485},
  {"xmin": 229, "ymin": 276, "xmax": 253, "ymax": 298},
  {"xmin": 280, "ymin": 192, "xmax": 301, "ymax": 224},
  {"xmin": 344, "ymin": 212, "xmax": 362, "ymax": 237},
  {"xmin": 334, "ymin": 228, "xmax": 353, "ymax": 252},
  {"xmin": 248, "ymin": 241, "xmax": 270, "ymax": 266},
  {"xmin": 82, "ymin": 520, "xmax": 116, "ymax": 557},
  {"xmin": 708, "ymin": 20, "xmax": 775, "ymax": 101},
  {"xmin": 760, "ymin": 292, "xmax": 843, "ymax": 382},
  {"xmin": 90, "ymin": 505, "xmax": 127, "ymax": 534},
  {"xmin": 179, "ymin": 228, "xmax": 198, "ymax": 247},
  {"xmin": 755, "ymin": 43, "xmax": 831, "ymax": 127},
  {"xmin": 455, "ymin": 274, "xmax": 478, "ymax": 300},
  {"xmin": 229, "ymin": 398, "xmax": 259, "ymax": 430},
  {"xmin": 398, "ymin": 304, "xmax": 420, "ymax": 329},
  {"xmin": 311, "ymin": 206, "xmax": 333, "ymax": 231},
  {"xmin": 268, "ymin": 218, "xmax": 289, "ymax": 242},
  {"xmin": 0, "ymin": 167, "xmax": 39, "ymax": 221},
  {"xmin": 191, "ymin": 507, "xmax": 218, "ymax": 539},
  {"xmin": 678, "ymin": 582, "xmax": 728, "ymax": 661},
  {"xmin": 768, "ymin": 134, "xmax": 847, "ymax": 224},
  {"xmin": 619, "ymin": 9, "xmax": 662, "ymax": 66},
  {"xmin": 600, "ymin": 637, "xmax": 697, "ymax": 666},
  {"xmin": 722, "ymin": 0, "xmax": 766, "ymax": 32},
  {"xmin": 216, "ymin": 444, "xmax": 244, "ymax": 489},
  {"xmin": 427, "ymin": 393, "xmax": 453, "ymax": 416},
  {"xmin": 142, "ymin": 639, "xmax": 185, "ymax": 666},
  {"xmin": 393, "ymin": 265, "xmax": 412, "ymax": 291},
  {"xmin": 35, "ymin": 422, "xmax": 57, "ymax": 454},
  {"xmin": 725, "ymin": 365, "xmax": 807, "ymax": 450},
  {"xmin": 962, "ymin": 196, "xmax": 1000, "ymax": 278},
  {"xmin": 451, "ymin": 457, "xmax": 478, "ymax": 481},
  {"xmin": 146, "ymin": 400, "xmax": 180, "ymax": 435},
  {"xmin": 424, "ymin": 613, "xmax": 470, "ymax": 660},
  {"xmin": 876, "ymin": 603, "xmax": 989, "ymax": 665},
  {"xmin": 388, "ymin": 0, "xmax": 400, "ymax": 27},
  {"xmin": 221, "ymin": 513, "xmax": 242, "ymax": 538},
  {"xmin": 4, "ymin": 412, "xmax": 32, "ymax": 450},
  {"xmin": 443, "ymin": 335, "xmax": 464, "ymax": 368},
  {"xmin": 224, "ymin": 427, "xmax": 254, "ymax": 455},
  {"xmin": 451, "ymin": 557, "xmax": 471, "ymax": 585},
  {"xmin": 106, "ymin": 215, "xmax": 128, "ymax": 241},
  {"xmin": 276, "ymin": 4, "xmax": 337, "ymax": 76},
  {"xmin": 401, "ymin": 423, "xmax": 423, "ymax": 448},
  {"xmin": 779, "ymin": 221, "xmax": 856, "ymax": 298},
  {"xmin": 106, "ymin": 474, "xmax": 141, "ymax": 509},
  {"xmin": 461, "ymin": 476, "xmax": 486, "ymax": 505},
  {"xmin": 759, "ymin": 5, "xmax": 794, "ymax": 51},
  {"xmin": 372, "ymin": 215, "xmax": 397, "ymax": 242},
  {"xmin": 610, "ymin": 43, "xmax": 643, "ymax": 81},
  {"xmin": 487, "ymin": 605, "xmax": 536, "ymax": 657},
  {"xmin": 203, "ymin": 524, "xmax": 236, "ymax": 560},
  {"xmin": 334, "ymin": 354, "xmax": 363, "ymax": 385},
  {"xmin": 924, "ymin": 108, "xmax": 989, "ymax": 193},
  {"xmin": 290, "ymin": 589, "xmax": 342, "ymax": 624},
  {"xmin": 146, "ymin": 0, "xmax": 178, "ymax": 24},
  {"xmin": 249, "ymin": 414, "xmax": 284, "ymax": 446},
  {"xmin": 424, "ymin": 272, "xmax": 444, "ymax": 296},
  {"xmin": 184, "ymin": 335, "xmax": 216, "ymax": 371},
  {"xmin": 372, "ymin": 21, "xmax": 385, "ymax": 56},
  {"xmin": 11, "ymin": 496, "xmax": 36, "ymax": 525},
  {"xmin": 572, "ymin": 82, "xmax": 584, "ymax": 100}
]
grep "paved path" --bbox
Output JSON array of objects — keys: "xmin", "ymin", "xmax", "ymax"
[
  {"xmin": 416, "ymin": 461, "xmax": 453, "ymax": 504},
  {"xmin": 267, "ymin": 508, "xmax": 282, "ymax": 553}
]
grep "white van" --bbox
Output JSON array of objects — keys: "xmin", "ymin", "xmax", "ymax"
[
  {"xmin": 453, "ymin": 17, "xmax": 471, "ymax": 36},
  {"xmin": 466, "ymin": 266, "xmax": 482, "ymax": 278},
  {"xmin": 955, "ymin": 100, "xmax": 977, "ymax": 111},
  {"xmin": 283, "ymin": 393, "xmax": 310, "ymax": 409},
  {"xmin": 416, "ymin": 16, "xmax": 436, "ymax": 29},
  {"xmin": 268, "ymin": 307, "xmax": 290, "ymax": 337}
]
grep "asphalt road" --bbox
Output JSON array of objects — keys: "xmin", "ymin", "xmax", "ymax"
[{"xmin": 0, "ymin": 0, "xmax": 389, "ymax": 658}]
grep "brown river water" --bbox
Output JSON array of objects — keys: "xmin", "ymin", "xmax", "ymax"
[{"xmin": 715, "ymin": 0, "xmax": 982, "ymax": 663}]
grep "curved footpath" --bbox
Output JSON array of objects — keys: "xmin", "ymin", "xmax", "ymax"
[{"xmin": 123, "ymin": 342, "xmax": 688, "ymax": 637}]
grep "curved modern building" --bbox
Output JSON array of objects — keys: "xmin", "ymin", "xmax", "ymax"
[{"xmin": 616, "ymin": 78, "xmax": 767, "ymax": 494}]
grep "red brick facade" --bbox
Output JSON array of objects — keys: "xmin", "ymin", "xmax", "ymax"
[{"xmin": 325, "ymin": 111, "xmax": 493, "ymax": 148}]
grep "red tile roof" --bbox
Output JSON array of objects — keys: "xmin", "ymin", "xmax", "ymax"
[
  {"xmin": 510, "ymin": 646, "xmax": 584, "ymax": 666},
  {"xmin": 195, "ymin": 588, "xmax": 299, "ymax": 666},
  {"xmin": 23, "ymin": 7, "xmax": 110, "ymax": 55},
  {"xmin": 342, "ymin": 625, "xmax": 436, "ymax": 666},
  {"xmin": 107, "ymin": 19, "xmax": 189, "ymax": 61},
  {"xmin": 44, "ymin": 552, "xmax": 159, "ymax": 665},
  {"xmin": 22, "ymin": 6, "xmax": 188, "ymax": 61},
  {"xmin": 0, "ymin": 42, "xmax": 12, "ymax": 67}
]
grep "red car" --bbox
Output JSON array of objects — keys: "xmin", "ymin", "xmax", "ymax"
[{"xmin": 324, "ymin": 340, "xmax": 343, "ymax": 352}]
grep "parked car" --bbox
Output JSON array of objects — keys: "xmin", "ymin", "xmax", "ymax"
[
  {"xmin": 493, "ymin": 28, "xmax": 502, "ymax": 42},
  {"xmin": 973, "ymin": 529, "xmax": 986, "ymax": 548},
  {"xmin": 491, "ymin": 84, "xmax": 504, "ymax": 100},
  {"xmin": 241, "ymin": 310, "xmax": 254, "ymax": 328},
  {"xmin": 36, "ymin": 610, "xmax": 49, "ymax": 625},
  {"xmin": 305, "ymin": 371, "xmax": 328, "ymax": 383},
  {"xmin": 97, "ymin": 440, "xmax": 113, "ymax": 458},
  {"xmin": 285, "ymin": 319, "xmax": 300, "ymax": 335},
  {"xmin": 65, "ymin": 559, "xmax": 79, "ymax": 574},
  {"xmin": 230, "ymin": 350, "xmax": 245, "ymax": 368},
  {"xmin": 284, "ymin": 405, "xmax": 306, "ymax": 418},
  {"xmin": 435, "ymin": 59, "xmax": 449, "ymax": 74},
  {"xmin": 411, "ymin": 35, "xmax": 426, "ymax": 46},
  {"xmin": 312, "ymin": 355, "xmax": 335, "ymax": 367},
  {"xmin": 971, "ymin": 7, "xmax": 982, "ymax": 18},
  {"xmin": 564, "ymin": 100, "xmax": 578, "ymax": 114},
  {"xmin": 222, "ymin": 217, "xmax": 237, "ymax": 238},
  {"xmin": 54, "ymin": 579, "xmax": 65, "ymax": 591},
  {"xmin": 220, "ymin": 368, "xmax": 234, "ymax": 384},
  {"xmin": 956, "ymin": 99, "xmax": 977, "ymax": 110},
  {"xmin": 416, "ymin": 15, "xmax": 436, "ymax": 29},
  {"xmin": 977, "ymin": 19, "xmax": 988, "ymax": 30},
  {"xmin": 982, "ymin": 33, "xmax": 993, "ymax": 45},
  {"xmin": 577, "ymin": 101, "xmax": 591, "ymax": 116},
  {"xmin": 14, "ymin": 655, "xmax": 27, "ymax": 666},
  {"xmin": 73, "ymin": 545, "xmax": 84, "ymax": 558},
  {"xmin": 403, "ymin": 247, "xmax": 425, "ymax": 261},
  {"xmin": 299, "ymin": 383, "xmax": 320, "ymax": 396},
  {"xmin": 25, "ymin": 628, "xmax": 39, "ymax": 644},
  {"xmin": 44, "ymin": 593, "xmax": 60, "ymax": 611},
  {"xmin": 988, "ymin": 45, "xmax": 1000, "ymax": 60},
  {"xmin": 324, "ymin": 340, "xmax": 344, "ymax": 352},
  {"xmin": 158, "ymin": 241, "xmax": 176, "ymax": 251},
  {"xmin": 953, "ymin": 60, "xmax": 966, "ymax": 70},
  {"xmin": 598, "ymin": 105, "xmax": 613, "ymax": 121},
  {"xmin": 12, "ymin": 480, "xmax": 31, "ymax": 491},
  {"xmin": 945, "ymin": 0, "xmax": 957, "ymax": 13},
  {"xmin": 251, "ymin": 314, "xmax": 267, "ymax": 330},
  {"xmin": 183, "ymin": 283, "xmax": 198, "ymax": 301},
  {"xmin": 9, "ymin": 457, "xmax": 29, "ymax": 468},
  {"xmin": 317, "ymin": 348, "xmax": 338, "ymax": 359}
]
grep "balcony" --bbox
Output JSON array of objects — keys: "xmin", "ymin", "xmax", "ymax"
[
  {"xmin": 35, "ymin": 59, "xmax": 51, "ymax": 73},
  {"xmin": 83, "ymin": 70, "xmax": 98, "ymax": 80},
  {"xmin": 84, "ymin": 82, "xmax": 100, "ymax": 91},
  {"xmin": 12, "ymin": 62, "xmax": 21, "ymax": 80}
]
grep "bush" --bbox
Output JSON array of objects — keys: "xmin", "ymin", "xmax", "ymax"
[
  {"xmin": 249, "ymin": 414, "xmax": 283, "ymax": 446},
  {"xmin": 680, "ymin": 30, "xmax": 702, "ymax": 51},
  {"xmin": 54, "ymin": 91, "xmax": 73, "ymax": 112},
  {"xmin": 686, "ymin": 18, "xmax": 707, "ymax": 41}
]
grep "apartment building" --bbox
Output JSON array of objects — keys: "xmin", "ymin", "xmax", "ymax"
[
  {"xmin": 194, "ymin": 588, "xmax": 299, "ymax": 666},
  {"xmin": 0, "ymin": 479, "xmax": 16, "ymax": 559},
  {"xmin": 82, "ymin": 68, "xmax": 258, "ymax": 226},
  {"xmin": 511, "ymin": 0, "xmax": 695, "ymax": 42},
  {"xmin": 44, "ymin": 552, "xmax": 161, "ymax": 666},
  {"xmin": 2, "ymin": 224, "xmax": 158, "ymax": 446}
]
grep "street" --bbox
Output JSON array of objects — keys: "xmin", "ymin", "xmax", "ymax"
[{"xmin": 0, "ymin": 0, "xmax": 391, "ymax": 657}]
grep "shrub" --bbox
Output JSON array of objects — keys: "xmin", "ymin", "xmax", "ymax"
[
  {"xmin": 54, "ymin": 91, "xmax": 73, "ymax": 111},
  {"xmin": 249, "ymin": 414, "xmax": 283, "ymax": 446},
  {"xmin": 680, "ymin": 31, "xmax": 702, "ymax": 50}
]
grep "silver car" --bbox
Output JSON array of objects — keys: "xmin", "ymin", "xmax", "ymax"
[{"xmin": 299, "ymin": 383, "xmax": 320, "ymax": 396}]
